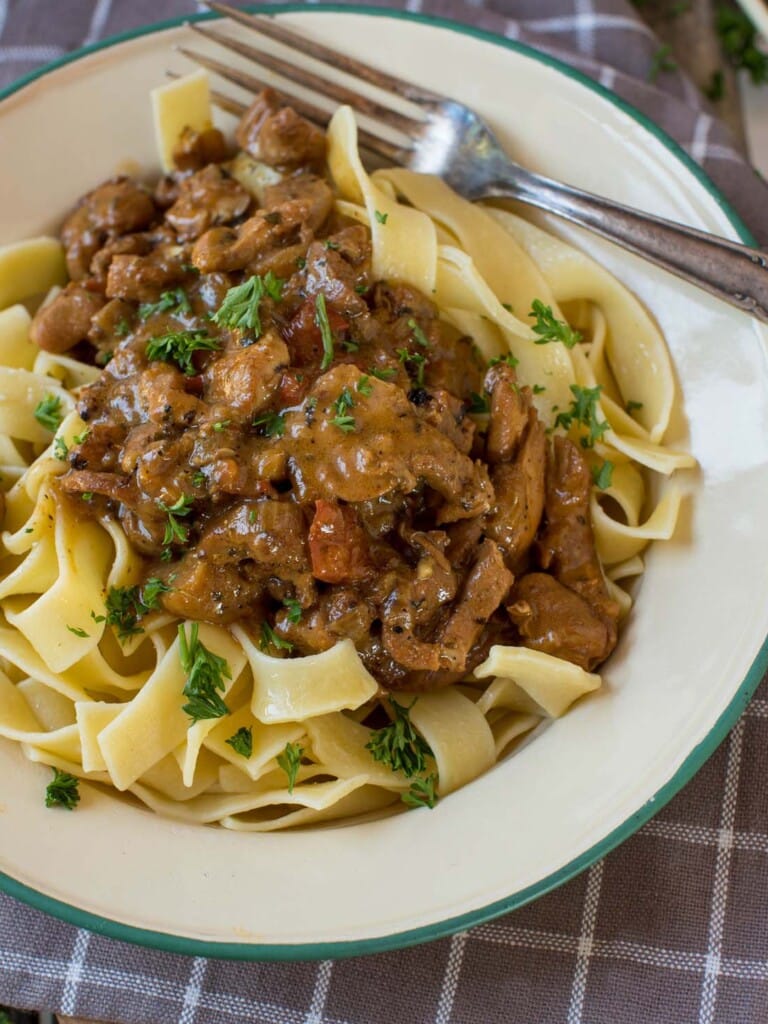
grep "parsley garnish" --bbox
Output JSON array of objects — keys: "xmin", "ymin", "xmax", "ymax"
[
  {"xmin": 226, "ymin": 726, "xmax": 253, "ymax": 759},
  {"xmin": 648, "ymin": 43, "xmax": 677, "ymax": 83},
  {"xmin": 356, "ymin": 375, "xmax": 373, "ymax": 397},
  {"xmin": 592, "ymin": 460, "xmax": 614, "ymax": 490},
  {"xmin": 529, "ymin": 300, "xmax": 582, "ymax": 348},
  {"xmin": 501, "ymin": 302, "xmax": 514, "ymax": 313},
  {"xmin": 625, "ymin": 399, "xmax": 644, "ymax": 413},
  {"xmin": 146, "ymin": 330, "xmax": 219, "ymax": 376},
  {"xmin": 489, "ymin": 352, "xmax": 519, "ymax": 368},
  {"xmin": 192, "ymin": 470, "xmax": 206, "ymax": 487},
  {"xmin": 260, "ymin": 622, "xmax": 294, "ymax": 653},
  {"xmin": 717, "ymin": 5, "xmax": 768, "ymax": 85},
  {"xmin": 315, "ymin": 294, "xmax": 334, "ymax": 371},
  {"xmin": 95, "ymin": 579, "xmax": 171, "ymax": 641},
  {"xmin": 213, "ymin": 420, "xmax": 231, "ymax": 432},
  {"xmin": 370, "ymin": 366, "xmax": 396, "ymax": 381},
  {"xmin": 178, "ymin": 622, "xmax": 231, "ymax": 724},
  {"xmin": 365, "ymin": 698, "xmax": 433, "ymax": 778},
  {"xmin": 396, "ymin": 348, "xmax": 427, "ymax": 386},
  {"xmin": 277, "ymin": 741, "xmax": 303, "ymax": 793},
  {"xmin": 34, "ymin": 394, "xmax": 63, "ymax": 432},
  {"xmin": 139, "ymin": 287, "xmax": 190, "ymax": 321},
  {"xmin": 252, "ymin": 409, "xmax": 286, "ymax": 438},
  {"xmin": 53, "ymin": 436, "xmax": 69, "ymax": 461},
  {"xmin": 374, "ymin": 210, "xmax": 388, "ymax": 225},
  {"xmin": 402, "ymin": 773, "xmax": 438, "ymax": 809},
  {"xmin": 66, "ymin": 625, "xmax": 89, "ymax": 638},
  {"xmin": 331, "ymin": 415, "xmax": 356, "ymax": 432},
  {"xmin": 81, "ymin": 491, "xmax": 94, "ymax": 502},
  {"xmin": 159, "ymin": 495, "xmax": 194, "ymax": 549},
  {"xmin": 212, "ymin": 272, "xmax": 284, "ymax": 335},
  {"xmin": 407, "ymin": 318, "xmax": 430, "ymax": 347},
  {"xmin": 324, "ymin": 239, "xmax": 340, "ymax": 251},
  {"xmin": 333, "ymin": 386, "xmax": 355, "ymax": 417},
  {"xmin": 342, "ymin": 337, "xmax": 360, "ymax": 353},
  {"xmin": 115, "ymin": 318, "xmax": 131, "ymax": 338},
  {"xmin": 467, "ymin": 392, "xmax": 490, "ymax": 414},
  {"xmin": 533, "ymin": 384, "xmax": 547, "ymax": 394},
  {"xmin": 45, "ymin": 768, "xmax": 80, "ymax": 810},
  {"xmin": 282, "ymin": 597, "xmax": 302, "ymax": 624},
  {"xmin": 554, "ymin": 385, "xmax": 609, "ymax": 449}
]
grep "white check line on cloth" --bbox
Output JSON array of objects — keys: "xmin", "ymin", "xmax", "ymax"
[
  {"xmin": 60, "ymin": 929, "xmax": 90, "ymax": 1017},
  {"xmin": 179, "ymin": 956, "xmax": 208, "ymax": 1024},
  {"xmin": 82, "ymin": 0, "xmax": 114, "ymax": 47},
  {"xmin": 305, "ymin": 959, "xmax": 334, "ymax": 1024},
  {"xmin": 434, "ymin": 930, "xmax": 468, "ymax": 1024},
  {"xmin": 566, "ymin": 859, "xmax": 604, "ymax": 1024},
  {"xmin": 690, "ymin": 112, "xmax": 714, "ymax": 164},
  {"xmin": 0, "ymin": 45, "xmax": 65, "ymax": 62},
  {"xmin": 698, "ymin": 718, "xmax": 746, "ymax": 1024},
  {"xmin": 573, "ymin": 0, "xmax": 596, "ymax": 59},
  {"xmin": 0, "ymin": 1, "xmax": 9, "ymax": 41},
  {"xmin": 519, "ymin": 13, "xmax": 656, "ymax": 38}
]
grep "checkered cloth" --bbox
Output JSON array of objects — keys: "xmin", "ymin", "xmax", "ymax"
[{"xmin": 1, "ymin": 2, "xmax": 768, "ymax": 1023}]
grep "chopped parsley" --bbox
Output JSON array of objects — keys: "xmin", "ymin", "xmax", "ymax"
[
  {"xmin": 315, "ymin": 294, "xmax": 334, "ymax": 371},
  {"xmin": 529, "ymin": 300, "xmax": 582, "ymax": 348},
  {"xmin": 533, "ymin": 384, "xmax": 547, "ymax": 394},
  {"xmin": 365, "ymin": 698, "xmax": 433, "ymax": 778},
  {"xmin": 159, "ymin": 495, "xmax": 194, "ymax": 549},
  {"xmin": 501, "ymin": 302, "xmax": 514, "ymax": 313},
  {"xmin": 252, "ymin": 409, "xmax": 286, "ymax": 438},
  {"xmin": 213, "ymin": 420, "xmax": 231, "ymax": 432},
  {"xmin": 402, "ymin": 773, "xmax": 438, "ymax": 809},
  {"xmin": 139, "ymin": 287, "xmax": 190, "ymax": 320},
  {"xmin": 34, "ymin": 393, "xmax": 63, "ymax": 432},
  {"xmin": 396, "ymin": 348, "xmax": 427, "ymax": 387},
  {"xmin": 356, "ymin": 375, "xmax": 373, "ymax": 397},
  {"xmin": 374, "ymin": 210, "xmax": 388, "ymax": 225},
  {"xmin": 489, "ymin": 352, "xmax": 519, "ymax": 368},
  {"xmin": 370, "ymin": 366, "xmax": 396, "ymax": 381},
  {"xmin": 282, "ymin": 597, "xmax": 303, "ymax": 624},
  {"xmin": 66, "ymin": 625, "xmax": 89, "ymax": 638},
  {"xmin": 178, "ymin": 622, "xmax": 231, "ymax": 724},
  {"xmin": 115, "ymin": 318, "xmax": 131, "ymax": 338},
  {"xmin": 323, "ymin": 239, "xmax": 340, "ymax": 250},
  {"xmin": 226, "ymin": 726, "xmax": 253, "ymax": 759},
  {"xmin": 53, "ymin": 436, "xmax": 69, "ymax": 461},
  {"xmin": 94, "ymin": 579, "xmax": 171, "ymax": 641},
  {"xmin": 45, "ymin": 768, "xmax": 80, "ymax": 810},
  {"xmin": 407, "ymin": 318, "xmax": 430, "ymax": 347},
  {"xmin": 81, "ymin": 491, "xmax": 94, "ymax": 502},
  {"xmin": 260, "ymin": 622, "xmax": 294, "ymax": 653},
  {"xmin": 212, "ymin": 272, "xmax": 284, "ymax": 335},
  {"xmin": 626, "ymin": 399, "xmax": 644, "ymax": 413},
  {"xmin": 277, "ymin": 741, "xmax": 303, "ymax": 793},
  {"xmin": 554, "ymin": 384, "xmax": 609, "ymax": 449},
  {"xmin": 331, "ymin": 414, "xmax": 356, "ymax": 433},
  {"xmin": 592, "ymin": 460, "xmax": 614, "ymax": 490},
  {"xmin": 333, "ymin": 387, "xmax": 355, "ymax": 417},
  {"xmin": 467, "ymin": 392, "xmax": 490, "ymax": 414},
  {"xmin": 342, "ymin": 337, "xmax": 360, "ymax": 353},
  {"xmin": 192, "ymin": 470, "xmax": 206, "ymax": 487},
  {"xmin": 146, "ymin": 329, "xmax": 220, "ymax": 376}
]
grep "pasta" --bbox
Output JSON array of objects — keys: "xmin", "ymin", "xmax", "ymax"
[{"xmin": 0, "ymin": 73, "xmax": 694, "ymax": 829}]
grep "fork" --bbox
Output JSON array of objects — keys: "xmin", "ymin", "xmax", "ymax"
[{"xmin": 178, "ymin": 1, "xmax": 768, "ymax": 325}]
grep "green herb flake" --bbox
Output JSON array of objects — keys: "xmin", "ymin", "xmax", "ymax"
[
  {"xmin": 331, "ymin": 414, "xmax": 356, "ymax": 433},
  {"xmin": 260, "ymin": 622, "xmax": 294, "ymax": 653},
  {"xmin": 467, "ymin": 391, "xmax": 490, "ymax": 414},
  {"xmin": 213, "ymin": 420, "xmax": 231, "ymax": 432},
  {"xmin": 159, "ymin": 494, "xmax": 194, "ymax": 549},
  {"xmin": 592, "ymin": 460, "xmax": 614, "ymax": 490},
  {"xmin": 554, "ymin": 384, "xmax": 609, "ymax": 449},
  {"xmin": 81, "ymin": 491, "xmax": 94, "ymax": 502},
  {"xmin": 488, "ymin": 352, "xmax": 519, "ymax": 368},
  {"xmin": 226, "ymin": 726, "xmax": 253, "ymax": 759},
  {"xmin": 146, "ymin": 330, "xmax": 219, "ymax": 376},
  {"xmin": 100, "ymin": 578, "xmax": 171, "ymax": 642},
  {"xmin": 139, "ymin": 287, "xmax": 190, "ymax": 321},
  {"xmin": 370, "ymin": 366, "xmax": 396, "ymax": 381},
  {"xmin": 277, "ymin": 741, "xmax": 304, "ymax": 793},
  {"xmin": 626, "ymin": 399, "xmax": 644, "ymax": 413},
  {"xmin": 282, "ymin": 597, "xmax": 303, "ymax": 624},
  {"xmin": 407, "ymin": 318, "xmax": 430, "ymax": 348},
  {"xmin": 533, "ymin": 384, "xmax": 547, "ymax": 394},
  {"xmin": 315, "ymin": 294, "xmax": 335, "ymax": 371},
  {"xmin": 365, "ymin": 697, "xmax": 433, "ymax": 778},
  {"xmin": 323, "ymin": 239, "xmax": 340, "ymax": 251},
  {"xmin": 501, "ymin": 302, "xmax": 514, "ymax": 313},
  {"xmin": 115, "ymin": 318, "xmax": 131, "ymax": 338},
  {"xmin": 252, "ymin": 409, "xmax": 286, "ymax": 438},
  {"xmin": 396, "ymin": 348, "xmax": 427, "ymax": 387},
  {"xmin": 34, "ymin": 393, "xmax": 63, "ymax": 432},
  {"xmin": 192, "ymin": 470, "xmax": 206, "ymax": 487},
  {"xmin": 333, "ymin": 386, "xmax": 356, "ymax": 417},
  {"xmin": 374, "ymin": 210, "xmax": 388, "ymax": 225},
  {"xmin": 66, "ymin": 625, "xmax": 89, "ymax": 638},
  {"xmin": 402, "ymin": 773, "xmax": 438, "ymax": 809},
  {"xmin": 529, "ymin": 299, "xmax": 582, "ymax": 348},
  {"xmin": 342, "ymin": 338, "xmax": 360, "ymax": 353},
  {"xmin": 356, "ymin": 375, "xmax": 373, "ymax": 397},
  {"xmin": 178, "ymin": 622, "xmax": 231, "ymax": 724},
  {"xmin": 45, "ymin": 767, "xmax": 80, "ymax": 810},
  {"xmin": 212, "ymin": 273, "xmax": 282, "ymax": 334},
  {"xmin": 53, "ymin": 436, "xmax": 69, "ymax": 461}
]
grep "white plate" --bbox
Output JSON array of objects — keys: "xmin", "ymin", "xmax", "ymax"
[{"xmin": 1, "ymin": 7, "xmax": 767, "ymax": 960}]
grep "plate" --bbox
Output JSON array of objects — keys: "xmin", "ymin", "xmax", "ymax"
[{"xmin": 1, "ymin": 6, "xmax": 767, "ymax": 960}]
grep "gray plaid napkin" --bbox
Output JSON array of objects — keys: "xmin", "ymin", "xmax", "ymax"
[{"xmin": 1, "ymin": 3, "xmax": 768, "ymax": 1023}]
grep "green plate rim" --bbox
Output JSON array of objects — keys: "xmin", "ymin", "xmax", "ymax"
[{"xmin": 0, "ymin": 3, "xmax": 762, "ymax": 962}]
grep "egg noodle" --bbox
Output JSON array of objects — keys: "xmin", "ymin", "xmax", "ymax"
[{"xmin": 0, "ymin": 74, "xmax": 694, "ymax": 829}]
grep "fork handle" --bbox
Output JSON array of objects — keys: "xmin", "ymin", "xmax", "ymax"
[{"xmin": 483, "ymin": 168, "xmax": 768, "ymax": 324}]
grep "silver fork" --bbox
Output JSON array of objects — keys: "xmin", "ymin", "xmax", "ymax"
[{"xmin": 178, "ymin": 1, "xmax": 768, "ymax": 324}]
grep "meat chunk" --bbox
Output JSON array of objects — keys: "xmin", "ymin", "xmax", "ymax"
[
  {"xmin": 282, "ymin": 364, "xmax": 494, "ymax": 521},
  {"xmin": 275, "ymin": 587, "xmax": 374, "ymax": 655},
  {"xmin": 165, "ymin": 165, "xmax": 251, "ymax": 242},
  {"xmin": 302, "ymin": 228, "xmax": 371, "ymax": 319},
  {"xmin": 191, "ymin": 200, "xmax": 311, "ymax": 274},
  {"xmin": 203, "ymin": 329, "xmax": 289, "ymax": 421},
  {"xmin": 30, "ymin": 282, "xmax": 105, "ymax": 353},
  {"xmin": 486, "ymin": 410, "xmax": 547, "ymax": 568},
  {"xmin": 236, "ymin": 90, "xmax": 325, "ymax": 170},
  {"xmin": 484, "ymin": 362, "xmax": 530, "ymax": 464},
  {"xmin": 412, "ymin": 387, "xmax": 474, "ymax": 454},
  {"xmin": 262, "ymin": 175, "xmax": 334, "ymax": 233},
  {"xmin": 538, "ymin": 436, "xmax": 620, "ymax": 647},
  {"xmin": 308, "ymin": 499, "xmax": 372, "ymax": 584},
  {"xmin": 172, "ymin": 126, "xmax": 230, "ymax": 172},
  {"xmin": 61, "ymin": 178, "xmax": 156, "ymax": 280},
  {"xmin": 105, "ymin": 246, "xmax": 191, "ymax": 302},
  {"xmin": 507, "ymin": 572, "xmax": 614, "ymax": 672}
]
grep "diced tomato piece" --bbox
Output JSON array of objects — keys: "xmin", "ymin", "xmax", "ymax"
[
  {"xmin": 281, "ymin": 297, "xmax": 349, "ymax": 368},
  {"xmin": 308, "ymin": 499, "xmax": 371, "ymax": 583},
  {"xmin": 277, "ymin": 368, "xmax": 310, "ymax": 406}
]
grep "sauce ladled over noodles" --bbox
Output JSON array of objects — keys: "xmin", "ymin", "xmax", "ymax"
[{"xmin": 31, "ymin": 88, "xmax": 619, "ymax": 690}]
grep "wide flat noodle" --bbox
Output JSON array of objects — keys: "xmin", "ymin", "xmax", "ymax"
[
  {"xmin": 407, "ymin": 689, "xmax": 496, "ymax": 794},
  {"xmin": 152, "ymin": 69, "xmax": 212, "ymax": 173},
  {"xmin": 0, "ymin": 237, "xmax": 66, "ymax": 309},
  {"xmin": 474, "ymin": 646, "xmax": 601, "ymax": 718}
]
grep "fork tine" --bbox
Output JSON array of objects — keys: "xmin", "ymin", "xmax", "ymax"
[
  {"xmin": 202, "ymin": 1, "xmax": 443, "ymax": 105},
  {"xmin": 188, "ymin": 21, "xmax": 424, "ymax": 138},
  {"xmin": 170, "ymin": 52, "xmax": 410, "ymax": 166}
]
